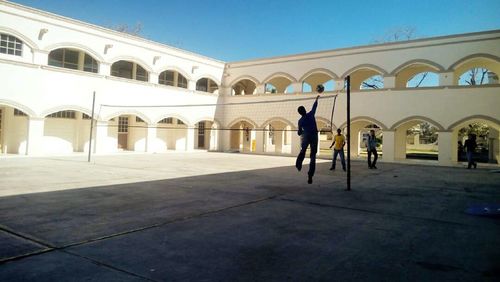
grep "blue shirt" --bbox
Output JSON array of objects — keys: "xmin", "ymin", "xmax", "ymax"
[
  {"xmin": 297, "ymin": 100, "xmax": 318, "ymax": 136},
  {"xmin": 367, "ymin": 135, "xmax": 377, "ymax": 151}
]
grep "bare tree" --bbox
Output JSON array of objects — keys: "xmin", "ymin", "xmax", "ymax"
[
  {"xmin": 465, "ymin": 68, "xmax": 489, "ymax": 85},
  {"xmin": 111, "ymin": 22, "xmax": 144, "ymax": 37}
]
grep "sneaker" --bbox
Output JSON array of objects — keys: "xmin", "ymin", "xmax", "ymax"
[
  {"xmin": 308, "ymin": 176, "xmax": 313, "ymax": 184},
  {"xmin": 473, "ymin": 163, "xmax": 477, "ymax": 169},
  {"xmin": 368, "ymin": 166, "xmax": 373, "ymax": 169},
  {"xmin": 372, "ymin": 165, "xmax": 378, "ymax": 169},
  {"xmin": 330, "ymin": 167, "xmax": 335, "ymax": 171}
]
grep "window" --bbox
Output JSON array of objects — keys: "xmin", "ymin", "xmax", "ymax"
[
  {"xmin": 158, "ymin": 117, "xmax": 173, "ymax": 124},
  {"xmin": 82, "ymin": 113, "xmax": 92, "ymax": 119},
  {"xmin": 47, "ymin": 111, "xmax": 76, "ymax": 119},
  {"xmin": 196, "ymin": 78, "xmax": 208, "ymax": 92},
  {"xmin": 0, "ymin": 34, "xmax": 23, "ymax": 56},
  {"xmin": 14, "ymin": 109, "xmax": 27, "ymax": 116},
  {"xmin": 111, "ymin": 60, "xmax": 148, "ymax": 81},
  {"xmin": 83, "ymin": 54, "xmax": 98, "ymax": 73},
  {"xmin": 177, "ymin": 119, "xmax": 184, "ymax": 125},
  {"xmin": 136, "ymin": 116, "xmax": 144, "ymax": 123},
  {"xmin": 48, "ymin": 49, "xmax": 79, "ymax": 70},
  {"xmin": 136, "ymin": 65, "xmax": 148, "ymax": 82},
  {"xmin": 178, "ymin": 74, "xmax": 188, "ymax": 88},
  {"xmin": 159, "ymin": 71, "xmax": 175, "ymax": 86},
  {"xmin": 118, "ymin": 117, "xmax": 128, "ymax": 133}
]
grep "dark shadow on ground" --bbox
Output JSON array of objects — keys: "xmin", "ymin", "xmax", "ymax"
[{"xmin": 1, "ymin": 162, "xmax": 500, "ymax": 281}]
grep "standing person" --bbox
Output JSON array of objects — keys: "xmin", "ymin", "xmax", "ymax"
[
  {"xmin": 464, "ymin": 134, "xmax": 477, "ymax": 169},
  {"xmin": 296, "ymin": 95, "xmax": 320, "ymax": 184},
  {"xmin": 366, "ymin": 129, "xmax": 378, "ymax": 169},
  {"xmin": 329, "ymin": 128, "xmax": 346, "ymax": 171}
]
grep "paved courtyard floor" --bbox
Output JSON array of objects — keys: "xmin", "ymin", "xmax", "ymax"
[{"xmin": 0, "ymin": 152, "xmax": 499, "ymax": 281}]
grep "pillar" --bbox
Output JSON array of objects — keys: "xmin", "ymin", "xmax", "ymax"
[
  {"xmin": 26, "ymin": 117, "xmax": 45, "ymax": 155},
  {"xmin": 256, "ymin": 84, "xmax": 265, "ymax": 94},
  {"xmin": 149, "ymin": 72, "xmax": 159, "ymax": 84},
  {"xmin": 100, "ymin": 63, "xmax": 111, "ymax": 76},
  {"xmin": 394, "ymin": 128, "xmax": 407, "ymax": 160},
  {"xmin": 384, "ymin": 76, "xmax": 396, "ymax": 89},
  {"xmin": 188, "ymin": 80, "xmax": 197, "ymax": 91},
  {"xmin": 438, "ymin": 131, "xmax": 453, "ymax": 166},
  {"xmin": 146, "ymin": 126, "xmax": 158, "ymax": 153},
  {"xmin": 291, "ymin": 131, "xmax": 301, "ymax": 156},
  {"xmin": 186, "ymin": 127, "xmax": 195, "ymax": 151},
  {"xmin": 94, "ymin": 121, "xmax": 109, "ymax": 153},
  {"xmin": 255, "ymin": 130, "xmax": 264, "ymax": 153},
  {"xmin": 291, "ymin": 82, "xmax": 303, "ymax": 93},
  {"xmin": 33, "ymin": 50, "xmax": 49, "ymax": 65},
  {"xmin": 382, "ymin": 130, "xmax": 395, "ymax": 162},
  {"xmin": 439, "ymin": 72, "xmax": 455, "ymax": 87}
]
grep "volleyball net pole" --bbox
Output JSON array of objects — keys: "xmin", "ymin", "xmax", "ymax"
[
  {"xmin": 88, "ymin": 91, "xmax": 96, "ymax": 163},
  {"xmin": 346, "ymin": 76, "xmax": 351, "ymax": 191}
]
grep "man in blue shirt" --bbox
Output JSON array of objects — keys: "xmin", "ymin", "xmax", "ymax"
[
  {"xmin": 296, "ymin": 95, "xmax": 320, "ymax": 184},
  {"xmin": 366, "ymin": 129, "xmax": 378, "ymax": 169}
]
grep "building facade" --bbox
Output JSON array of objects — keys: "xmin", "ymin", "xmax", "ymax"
[{"xmin": 1, "ymin": 1, "xmax": 499, "ymax": 166}]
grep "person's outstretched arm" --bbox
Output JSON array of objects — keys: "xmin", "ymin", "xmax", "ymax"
[{"xmin": 310, "ymin": 95, "xmax": 319, "ymax": 115}]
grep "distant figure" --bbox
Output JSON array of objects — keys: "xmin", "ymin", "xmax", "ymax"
[
  {"xmin": 464, "ymin": 134, "xmax": 477, "ymax": 169},
  {"xmin": 329, "ymin": 128, "xmax": 346, "ymax": 171},
  {"xmin": 457, "ymin": 140, "xmax": 464, "ymax": 161},
  {"xmin": 296, "ymin": 95, "xmax": 320, "ymax": 184},
  {"xmin": 366, "ymin": 129, "xmax": 378, "ymax": 169}
]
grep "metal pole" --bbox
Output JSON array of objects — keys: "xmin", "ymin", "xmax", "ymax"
[
  {"xmin": 346, "ymin": 76, "xmax": 351, "ymax": 191},
  {"xmin": 87, "ymin": 91, "xmax": 96, "ymax": 162}
]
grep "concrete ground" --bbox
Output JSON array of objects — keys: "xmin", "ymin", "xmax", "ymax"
[{"xmin": 0, "ymin": 152, "xmax": 499, "ymax": 281}]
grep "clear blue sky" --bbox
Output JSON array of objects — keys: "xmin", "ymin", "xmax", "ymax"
[{"xmin": 10, "ymin": 0, "xmax": 500, "ymax": 61}]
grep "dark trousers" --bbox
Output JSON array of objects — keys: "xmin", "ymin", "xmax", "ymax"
[
  {"xmin": 368, "ymin": 148, "xmax": 378, "ymax": 168},
  {"xmin": 296, "ymin": 134, "xmax": 318, "ymax": 177},
  {"xmin": 466, "ymin": 151, "xmax": 476, "ymax": 168},
  {"xmin": 332, "ymin": 149, "xmax": 346, "ymax": 170}
]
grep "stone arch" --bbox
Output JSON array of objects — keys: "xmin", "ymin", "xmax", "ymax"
[
  {"xmin": 153, "ymin": 114, "xmax": 191, "ymax": 126},
  {"xmin": 262, "ymin": 72, "xmax": 298, "ymax": 83},
  {"xmin": 193, "ymin": 74, "xmax": 222, "ymax": 86},
  {"xmin": 108, "ymin": 56, "xmax": 153, "ymax": 73},
  {"xmin": 447, "ymin": 115, "xmax": 500, "ymax": 131},
  {"xmin": 156, "ymin": 66, "xmax": 192, "ymax": 81},
  {"xmin": 192, "ymin": 117, "xmax": 222, "ymax": 127},
  {"xmin": 0, "ymin": 99, "xmax": 36, "ymax": 117},
  {"xmin": 260, "ymin": 117, "xmax": 296, "ymax": 129},
  {"xmin": 41, "ymin": 105, "xmax": 93, "ymax": 118},
  {"xmin": 299, "ymin": 68, "xmax": 339, "ymax": 81},
  {"xmin": 341, "ymin": 64, "xmax": 388, "ymax": 78},
  {"xmin": 447, "ymin": 53, "xmax": 500, "ymax": 71},
  {"xmin": 228, "ymin": 75, "xmax": 260, "ymax": 87},
  {"xmin": 339, "ymin": 116, "xmax": 388, "ymax": 130},
  {"xmin": 390, "ymin": 59, "xmax": 445, "ymax": 75},
  {"xmin": 390, "ymin": 116, "xmax": 445, "ymax": 131},
  {"xmin": 44, "ymin": 42, "xmax": 104, "ymax": 62},
  {"xmin": 227, "ymin": 117, "xmax": 258, "ymax": 129},
  {"xmin": 103, "ymin": 110, "xmax": 151, "ymax": 124},
  {"xmin": 0, "ymin": 27, "xmax": 39, "ymax": 50}
]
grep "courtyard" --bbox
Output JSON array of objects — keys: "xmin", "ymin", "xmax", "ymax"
[{"xmin": 0, "ymin": 152, "xmax": 499, "ymax": 281}]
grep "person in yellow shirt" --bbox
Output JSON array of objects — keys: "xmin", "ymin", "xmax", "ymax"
[{"xmin": 329, "ymin": 128, "xmax": 346, "ymax": 171}]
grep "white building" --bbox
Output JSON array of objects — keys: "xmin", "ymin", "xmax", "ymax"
[{"xmin": 1, "ymin": 1, "xmax": 499, "ymax": 166}]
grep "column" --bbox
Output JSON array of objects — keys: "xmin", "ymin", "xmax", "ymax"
[
  {"xmin": 255, "ymin": 130, "xmax": 264, "ymax": 153},
  {"xmin": 149, "ymin": 72, "xmax": 159, "ymax": 84},
  {"xmin": 188, "ymin": 80, "xmax": 197, "ymax": 91},
  {"xmin": 26, "ymin": 117, "xmax": 45, "ymax": 155},
  {"xmin": 438, "ymin": 131, "xmax": 453, "ymax": 166},
  {"xmin": 439, "ymin": 72, "xmax": 455, "ymax": 87},
  {"xmin": 291, "ymin": 131, "xmax": 301, "ymax": 156},
  {"xmin": 100, "ymin": 63, "xmax": 111, "ymax": 76},
  {"xmin": 384, "ymin": 76, "xmax": 396, "ymax": 89},
  {"xmin": 291, "ymin": 82, "xmax": 303, "ymax": 93},
  {"xmin": 382, "ymin": 130, "xmax": 395, "ymax": 162},
  {"xmin": 394, "ymin": 128, "xmax": 407, "ymax": 160},
  {"xmin": 146, "ymin": 125, "xmax": 158, "ymax": 153},
  {"xmin": 94, "ymin": 121, "xmax": 109, "ymax": 153},
  {"xmin": 186, "ymin": 127, "xmax": 195, "ymax": 151},
  {"xmin": 256, "ymin": 84, "xmax": 265, "ymax": 94},
  {"xmin": 33, "ymin": 50, "xmax": 49, "ymax": 65}
]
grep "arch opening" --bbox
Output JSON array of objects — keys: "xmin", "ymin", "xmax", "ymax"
[
  {"xmin": 454, "ymin": 121, "xmax": 499, "ymax": 164},
  {"xmin": 458, "ymin": 68, "xmax": 499, "ymax": 86},
  {"xmin": 232, "ymin": 79, "xmax": 257, "ymax": 95},
  {"xmin": 0, "ymin": 105, "xmax": 29, "ymax": 154},
  {"xmin": 229, "ymin": 121, "xmax": 256, "ymax": 152},
  {"xmin": 155, "ymin": 117, "xmax": 189, "ymax": 151},
  {"xmin": 195, "ymin": 120, "xmax": 219, "ymax": 151},
  {"xmin": 48, "ymin": 48, "xmax": 99, "ymax": 73},
  {"xmin": 159, "ymin": 70, "xmax": 188, "ymax": 88},
  {"xmin": 264, "ymin": 76, "xmax": 292, "ymax": 93},
  {"xmin": 111, "ymin": 60, "xmax": 149, "ymax": 81},
  {"xmin": 196, "ymin": 78, "xmax": 219, "ymax": 93},
  {"xmin": 263, "ymin": 120, "xmax": 292, "ymax": 154},
  {"xmin": 406, "ymin": 72, "xmax": 439, "ymax": 88}
]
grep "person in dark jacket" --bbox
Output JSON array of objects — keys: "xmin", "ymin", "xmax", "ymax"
[
  {"xmin": 296, "ymin": 95, "xmax": 320, "ymax": 184},
  {"xmin": 464, "ymin": 134, "xmax": 477, "ymax": 169},
  {"xmin": 366, "ymin": 130, "xmax": 378, "ymax": 169}
]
